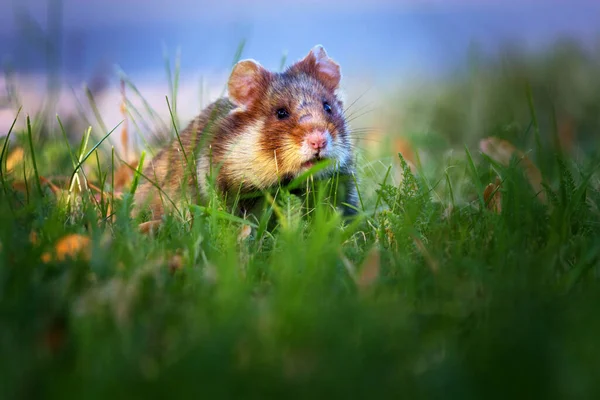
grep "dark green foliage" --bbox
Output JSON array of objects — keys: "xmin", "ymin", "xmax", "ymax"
[
  {"xmin": 3, "ymin": 41, "xmax": 600, "ymax": 399},
  {"xmin": 3, "ymin": 132, "xmax": 600, "ymax": 399}
]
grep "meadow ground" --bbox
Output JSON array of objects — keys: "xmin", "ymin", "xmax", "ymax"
[{"xmin": 2, "ymin": 42, "xmax": 600, "ymax": 399}]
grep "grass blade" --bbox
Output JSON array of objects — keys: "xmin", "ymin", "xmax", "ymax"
[
  {"xmin": 129, "ymin": 151, "xmax": 146, "ymax": 195},
  {"xmin": 465, "ymin": 144, "xmax": 485, "ymax": 209},
  {"xmin": 525, "ymin": 82, "xmax": 543, "ymax": 163},
  {"xmin": 70, "ymin": 121, "xmax": 123, "ymax": 185},
  {"xmin": 26, "ymin": 115, "xmax": 44, "ymax": 198},
  {"xmin": 1, "ymin": 106, "xmax": 21, "ymax": 187},
  {"xmin": 189, "ymin": 204, "xmax": 258, "ymax": 228}
]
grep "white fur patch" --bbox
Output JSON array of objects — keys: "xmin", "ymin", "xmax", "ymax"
[
  {"xmin": 197, "ymin": 120, "xmax": 269, "ymax": 195},
  {"xmin": 221, "ymin": 119, "xmax": 277, "ymax": 188}
]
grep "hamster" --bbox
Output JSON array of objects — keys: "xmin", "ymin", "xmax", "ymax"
[{"xmin": 133, "ymin": 45, "xmax": 358, "ymax": 220}]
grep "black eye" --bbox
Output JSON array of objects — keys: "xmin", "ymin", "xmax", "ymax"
[
  {"xmin": 276, "ymin": 108, "xmax": 289, "ymax": 120},
  {"xmin": 323, "ymin": 101, "xmax": 332, "ymax": 114}
]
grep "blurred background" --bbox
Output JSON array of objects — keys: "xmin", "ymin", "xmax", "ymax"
[{"xmin": 1, "ymin": 0, "xmax": 600, "ymax": 180}]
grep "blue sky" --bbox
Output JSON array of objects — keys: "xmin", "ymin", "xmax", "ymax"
[
  {"xmin": 0, "ymin": 0, "xmax": 599, "ymax": 138},
  {"xmin": 1, "ymin": 0, "xmax": 599, "ymax": 85}
]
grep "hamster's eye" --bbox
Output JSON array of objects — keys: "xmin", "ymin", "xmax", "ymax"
[
  {"xmin": 323, "ymin": 101, "xmax": 332, "ymax": 114},
  {"xmin": 276, "ymin": 108, "xmax": 290, "ymax": 120}
]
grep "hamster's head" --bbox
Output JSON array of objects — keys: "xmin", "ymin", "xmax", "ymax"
[{"xmin": 225, "ymin": 45, "xmax": 352, "ymax": 188}]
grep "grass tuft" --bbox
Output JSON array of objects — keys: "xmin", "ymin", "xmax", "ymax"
[{"xmin": 2, "ymin": 42, "xmax": 600, "ymax": 399}]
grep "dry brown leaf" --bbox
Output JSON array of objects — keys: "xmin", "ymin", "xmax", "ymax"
[
  {"xmin": 557, "ymin": 114, "xmax": 576, "ymax": 154},
  {"xmin": 120, "ymin": 79, "xmax": 130, "ymax": 160},
  {"xmin": 5, "ymin": 146, "xmax": 24, "ymax": 172},
  {"xmin": 42, "ymin": 234, "xmax": 91, "ymax": 263},
  {"xmin": 168, "ymin": 254, "xmax": 184, "ymax": 273},
  {"xmin": 114, "ymin": 160, "xmax": 138, "ymax": 190},
  {"xmin": 29, "ymin": 231, "xmax": 39, "ymax": 245},
  {"xmin": 479, "ymin": 137, "xmax": 546, "ymax": 204},
  {"xmin": 86, "ymin": 181, "xmax": 104, "ymax": 194},
  {"xmin": 39, "ymin": 176, "xmax": 62, "ymax": 195},
  {"xmin": 21, "ymin": 175, "xmax": 70, "ymax": 192},
  {"xmin": 483, "ymin": 177, "xmax": 502, "ymax": 214},
  {"xmin": 237, "ymin": 225, "xmax": 252, "ymax": 243},
  {"xmin": 55, "ymin": 234, "xmax": 91, "ymax": 261},
  {"xmin": 393, "ymin": 137, "xmax": 417, "ymax": 169},
  {"xmin": 357, "ymin": 246, "xmax": 380, "ymax": 290},
  {"xmin": 138, "ymin": 220, "xmax": 162, "ymax": 235},
  {"xmin": 11, "ymin": 177, "xmax": 61, "ymax": 196},
  {"xmin": 11, "ymin": 181, "xmax": 28, "ymax": 193}
]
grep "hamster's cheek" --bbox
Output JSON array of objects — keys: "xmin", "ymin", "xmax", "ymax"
[
  {"xmin": 330, "ymin": 138, "xmax": 351, "ymax": 167},
  {"xmin": 280, "ymin": 141, "xmax": 305, "ymax": 172}
]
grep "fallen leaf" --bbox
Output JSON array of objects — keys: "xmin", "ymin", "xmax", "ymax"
[
  {"xmin": 29, "ymin": 231, "xmax": 39, "ymax": 245},
  {"xmin": 483, "ymin": 177, "xmax": 502, "ymax": 214},
  {"xmin": 86, "ymin": 181, "xmax": 104, "ymax": 194},
  {"xmin": 557, "ymin": 114, "xmax": 576, "ymax": 154},
  {"xmin": 138, "ymin": 220, "xmax": 162, "ymax": 235},
  {"xmin": 114, "ymin": 160, "xmax": 138, "ymax": 190},
  {"xmin": 479, "ymin": 137, "xmax": 546, "ymax": 204},
  {"xmin": 52, "ymin": 234, "xmax": 91, "ymax": 262},
  {"xmin": 11, "ymin": 177, "xmax": 62, "ymax": 196},
  {"xmin": 168, "ymin": 254, "xmax": 184, "ymax": 273},
  {"xmin": 237, "ymin": 225, "xmax": 252, "ymax": 243},
  {"xmin": 39, "ymin": 176, "xmax": 62, "ymax": 195},
  {"xmin": 5, "ymin": 146, "xmax": 24, "ymax": 172},
  {"xmin": 11, "ymin": 181, "xmax": 29, "ymax": 193},
  {"xmin": 120, "ymin": 79, "xmax": 131, "ymax": 161}
]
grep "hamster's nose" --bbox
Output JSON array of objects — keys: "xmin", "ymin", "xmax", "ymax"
[{"xmin": 307, "ymin": 131, "xmax": 327, "ymax": 150}]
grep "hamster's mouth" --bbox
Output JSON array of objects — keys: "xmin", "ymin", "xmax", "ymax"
[{"xmin": 301, "ymin": 156, "xmax": 325, "ymax": 170}]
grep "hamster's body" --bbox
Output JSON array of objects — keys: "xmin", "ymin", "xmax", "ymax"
[{"xmin": 134, "ymin": 45, "xmax": 358, "ymax": 219}]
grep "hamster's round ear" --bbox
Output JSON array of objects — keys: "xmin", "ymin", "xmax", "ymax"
[
  {"xmin": 294, "ymin": 45, "xmax": 341, "ymax": 91},
  {"xmin": 228, "ymin": 59, "xmax": 269, "ymax": 108}
]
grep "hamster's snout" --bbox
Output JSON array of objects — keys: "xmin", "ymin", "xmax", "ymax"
[
  {"xmin": 298, "ymin": 129, "xmax": 334, "ymax": 170},
  {"xmin": 306, "ymin": 130, "xmax": 328, "ymax": 151}
]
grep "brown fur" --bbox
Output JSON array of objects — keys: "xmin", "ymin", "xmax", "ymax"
[{"xmin": 133, "ymin": 46, "xmax": 358, "ymax": 220}]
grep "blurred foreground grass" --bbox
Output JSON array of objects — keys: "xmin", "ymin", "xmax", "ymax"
[{"xmin": 2, "ymin": 41, "xmax": 600, "ymax": 399}]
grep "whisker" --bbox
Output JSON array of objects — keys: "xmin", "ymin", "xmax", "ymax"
[
  {"xmin": 344, "ymin": 103, "xmax": 376, "ymax": 121},
  {"xmin": 348, "ymin": 130, "xmax": 379, "ymax": 134},
  {"xmin": 350, "ymin": 134, "xmax": 381, "ymax": 138},
  {"xmin": 352, "ymin": 138, "xmax": 384, "ymax": 143},
  {"xmin": 350, "ymin": 125, "xmax": 380, "ymax": 131},
  {"xmin": 346, "ymin": 108, "xmax": 377, "ymax": 124},
  {"xmin": 343, "ymin": 86, "xmax": 372, "ymax": 116}
]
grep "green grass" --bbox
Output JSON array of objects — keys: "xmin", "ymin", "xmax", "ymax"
[{"xmin": 2, "ymin": 46, "xmax": 600, "ymax": 398}]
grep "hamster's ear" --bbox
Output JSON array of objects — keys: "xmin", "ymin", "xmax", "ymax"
[
  {"xmin": 293, "ymin": 45, "xmax": 341, "ymax": 91},
  {"xmin": 228, "ymin": 59, "xmax": 269, "ymax": 108}
]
